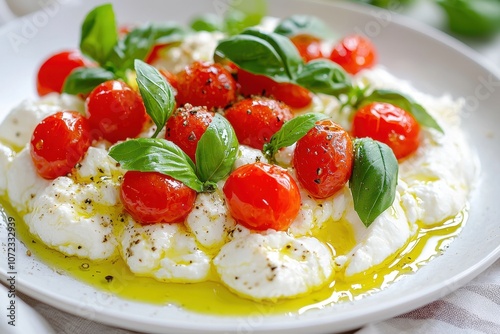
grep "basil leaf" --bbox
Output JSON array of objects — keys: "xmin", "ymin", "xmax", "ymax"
[
  {"xmin": 360, "ymin": 89, "xmax": 443, "ymax": 133},
  {"xmin": 224, "ymin": 0, "xmax": 267, "ymax": 35},
  {"xmin": 190, "ymin": 13, "xmax": 222, "ymax": 32},
  {"xmin": 134, "ymin": 60, "xmax": 175, "ymax": 138},
  {"xmin": 62, "ymin": 67, "xmax": 116, "ymax": 95},
  {"xmin": 296, "ymin": 59, "xmax": 352, "ymax": 96},
  {"xmin": 349, "ymin": 138, "xmax": 398, "ymax": 227},
  {"xmin": 215, "ymin": 28, "xmax": 303, "ymax": 82},
  {"xmin": 263, "ymin": 113, "xmax": 328, "ymax": 160},
  {"xmin": 274, "ymin": 15, "xmax": 333, "ymax": 39},
  {"xmin": 80, "ymin": 4, "xmax": 118, "ymax": 65},
  {"xmin": 107, "ymin": 22, "xmax": 185, "ymax": 73},
  {"xmin": 109, "ymin": 138, "xmax": 203, "ymax": 192},
  {"xmin": 195, "ymin": 113, "xmax": 239, "ymax": 190}
]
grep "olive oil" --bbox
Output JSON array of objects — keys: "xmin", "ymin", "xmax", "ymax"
[{"xmin": 1, "ymin": 197, "xmax": 465, "ymax": 316}]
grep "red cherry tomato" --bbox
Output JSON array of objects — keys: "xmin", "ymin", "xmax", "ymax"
[
  {"xmin": 176, "ymin": 61, "xmax": 237, "ymax": 110},
  {"xmin": 290, "ymin": 34, "xmax": 324, "ymax": 62},
  {"xmin": 36, "ymin": 50, "xmax": 87, "ymax": 96},
  {"xmin": 293, "ymin": 119, "xmax": 353, "ymax": 199},
  {"xmin": 329, "ymin": 34, "xmax": 377, "ymax": 75},
  {"xmin": 86, "ymin": 80, "xmax": 147, "ymax": 143},
  {"xmin": 223, "ymin": 162, "xmax": 301, "ymax": 231},
  {"xmin": 146, "ymin": 43, "xmax": 170, "ymax": 64},
  {"xmin": 237, "ymin": 69, "xmax": 312, "ymax": 109},
  {"xmin": 121, "ymin": 171, "xmax": 197, "ymax": 224},
  {"xmin": 352, "ymin": 102, "xmax": 421, "ymax": 160},
  {"xmin": 224, "ymin": 97, "xmax": 293, "ymax": 150},
  {"xmin": 165, "ymin": 104, "xmax": 214, "ymax": 162},
  {"xmin": 30, "ymin": 111, "xmax": 92, "ymax": 179}
]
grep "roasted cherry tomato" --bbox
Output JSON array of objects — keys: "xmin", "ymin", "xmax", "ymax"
[
  {"xmin": 224, "ymin": 97, "xmax": 293, "ymax": 150},
  {"xmin": 165, "ymin": 104, "xmax": 214, "ymax": 162},
  {"xmin": 30, "ymin": 111, "xmax": 92, "ymax": 179},
  {"xmin": 293, "ymin": 119, "xmax": 353, "ymax": 199},
  {"xmin": 352, "ymin": 102, "xmax": 421, "ymax": 160},
  {"xmin": 223, "ymin": 162, "xmax": 301, "ymax": 231},
  {"xmin": 329, "ymin": 34, "xmax": 377, "ymax": 75},
  {"xmin": 290, "ymin": 34, "xmax": 324, "ymax": 62},
  {"xmin": 36, "ymin": 50, "xmax": 87, "ymax": 96},
  {"xmin": 121, "ymin": 171, "xmax": 197, "ymax": 224},
  {"xmin": 86, "ymin": 80, "xmax": 147, "ymax": 143},
  {"xmin": 237, "ymin": 69, "xmax": 312, "ymax": 109},
  {"xmin": 176, "ymin": 61, "xmax": 237, "ymax": 110}
]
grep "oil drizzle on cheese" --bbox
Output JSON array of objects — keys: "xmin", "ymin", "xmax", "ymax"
[{"xmin": 1, "ymin": 197, "xmax": 466, "ymax": 316}]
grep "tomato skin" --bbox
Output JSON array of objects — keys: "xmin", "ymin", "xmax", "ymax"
[
  {"xmin": 290, "ymin": 34, "xmax": 324, "ymax": 62},
  {"xmin": 176, "ymin": 61, "xmax": 237, "ymax": 110},
  {"xmin": 223, "ymin": 162, "xmax": 301, "ymax": 231},
  {"xmin": 165, "ymin": 104, "xmax": 214, "ymax": 162},
  {"xmin": 30, "ymin": 111, "xmax": 92, "ymax": 179},
  {"xmin": 121, "ymin": 171, "xmax": 197, "ymax": 224},
  {"xmin": 237, "ymin": 69, "xmax": 312, "ymax": 109},
  {"xmin": 293, "ymin": 120, "xmax": 353, "ymax": 199},
  {"xmin": 36, "ymin": 50, "xmax": 87, "ymax": 96},
  {"xmin": 329, "ymin": 34, "xmax": 377, "ymax": 75},
  {"xmin": 352, "ymin": 102, "xmax": 421, "ymax": 160},
  {"xmin": 224, "ymin": 97, "xmax": 293, "ymax": 150},
  {"xmin": 86, "ymin": 80, "xmax": 147, "ymax": 143}
]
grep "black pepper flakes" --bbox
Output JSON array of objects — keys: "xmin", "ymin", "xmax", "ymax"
[{"xmin": 105, "ymin": 275, "xmax": 114, "ymax": 283}]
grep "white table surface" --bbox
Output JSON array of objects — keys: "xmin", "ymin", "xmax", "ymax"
[{"xmin": 0, "ymin": 1, "xmax": 499, "ymax": 333}]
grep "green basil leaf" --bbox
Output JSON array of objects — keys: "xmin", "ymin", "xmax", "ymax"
[
  {"xmin": 134, "ymin": 60, "xmax": 175, "ymax": 138},
  {"xmin": 349, "ymin": 138, "xmax": 399, "ymax": 227},
  {"xmin": 274, "ymin": 15, "xmax": 333, "ymax": 39},
  {"xmin": 107, "ymin": 22, "xmax": 185, "ymax": 73},
  {"xmin": 190, "ymin": 13, "xmax": 222, "ymax": 32},
  {"xmin": 360, "ymin": 89, "xmax": 443, "ymax": 133},
  {"xmin": 195, "ymin": 113, "xmax": 239, "ymax": 190},
  {"xmin": 223, "ymin": 0, "xmax": 267, "ymax": 35},
  {"xmin": 62, "ymin": 67, "xmax": 116, "ymax": 95},
  {"xmin": 109, "ymin": 138, "xmax": 203, "ymax": 192},
  {"xmin": 80, "ymin": 4, "xmax": 118, "ymax": 65},
  {"xmin": 263, "ymin": 113, "xmax": 328, "ymax": 160},
  {"xmin": 296, "ymin": 59, "xmax": 352, "ymax": 96},
  {"xmin": 215, "ymin": 28, "xmax": 303, "ymax": 82}
]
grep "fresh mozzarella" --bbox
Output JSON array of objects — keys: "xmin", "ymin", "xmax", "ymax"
[
  {"xmin": 185, "ymin": 185, "xmax": 236, "ymax": 250},
  {"xmin": 24, "ymin": 176, "xmax": 118, "ymax": 260},
  {"xmin": 233, "ymin": 145, "xmax": 268, "ymax": 169},
  {"xmin": 0, "ymin": 94, "xmax": 84, "ymax": 149},
  {"xmin": 214, "ymin": 231, "xmax": 334, "ymax": 300},
  {"xmin": 0, "ymin": 143, "xmax": 14, "ymax": 197},
  {"xmin": 120, "ymin": 217, "xmax": 211, "ymax": 282},
  {"xmin": 6, "ymin": 146, "xmax": 51, "ymax": 212}
]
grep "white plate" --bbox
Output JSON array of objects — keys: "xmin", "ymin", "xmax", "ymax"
[{"xmin": 1, "ymin": 0, "xmax": 500, "ymax": 333}]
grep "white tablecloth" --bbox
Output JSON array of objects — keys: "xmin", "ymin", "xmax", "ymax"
[{"xmin": 1, "ymin": 0, "xmax": 499, "ymax": 333}]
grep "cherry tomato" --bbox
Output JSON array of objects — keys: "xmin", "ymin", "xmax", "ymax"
[
  {"xmin": 121, "ymin": 171, "xmax": 196, "ymax": 224},
  {"xmin": 176, "ymin": 61, "xmax": 237, "ymax": 110},
  {"xmin": 30, "ymin": 111, "xmax": 92, "ymax": 179},
  {"xmin": 293, "ymin": 119, "xmax": 353, "ymax": 199},
  {"xmin": 352, "ymin": 102, "xmax": 421, "ymax": 160},
  {"xmin": 237, "ymin": 69, "xmax": 312, "ymax": 109},
  {"xmin": 329, "ymin": 34, "xmax": 377, "ymax": 75},
  {"xmin": 165, "ymin": 104, "xmax": 214, "ymax": 162},
  {"xmin": 86, "ymin": 80, "xmax": 147, "ymax": 143},
  {"xmin": 290, "ymin": 34, "xmax": 324, "ymax": 62},
  {"xmin": 224, "ymin": 97, "xmax": 293, "ymax": 150},
  {"xmin": 223, "ymin": 162, "xmax": 301, "ymax": 231},
  {"xmin": 146, "ymin": 43, "xmax": 170, "ymax": 64},
  {"xmin": 36, "ymin": 50, "xmax": 87, "ymax": 96}
]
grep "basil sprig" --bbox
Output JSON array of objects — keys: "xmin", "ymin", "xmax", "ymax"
[
  {"xmin": 215, "ymin": 29, "xmax": 351, "ymax": 96},
  {"xmin": 263, "ymin": 113, "xmax": 327, "ymax": 161},
  {"xmin": 274, "ymin": 15, "xmax": 333, "ymax": 40},
  {"xmin": 109, "ymin": 114, "xmax": 238, "ymax": 193},
  {"xmin": 358, "ymin": 89, "xmax": 443, "ymax": 133},
  {"xmin": 349, "ymin": 138, "xmax": 399, "ymax": 227},
  {"xmin": 64, "ymin": 4, "xmax": 185, "ymax": 95},
  {"xmin": 135, "ymin": 60, "xmax": 175, "ymax": 138}
]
